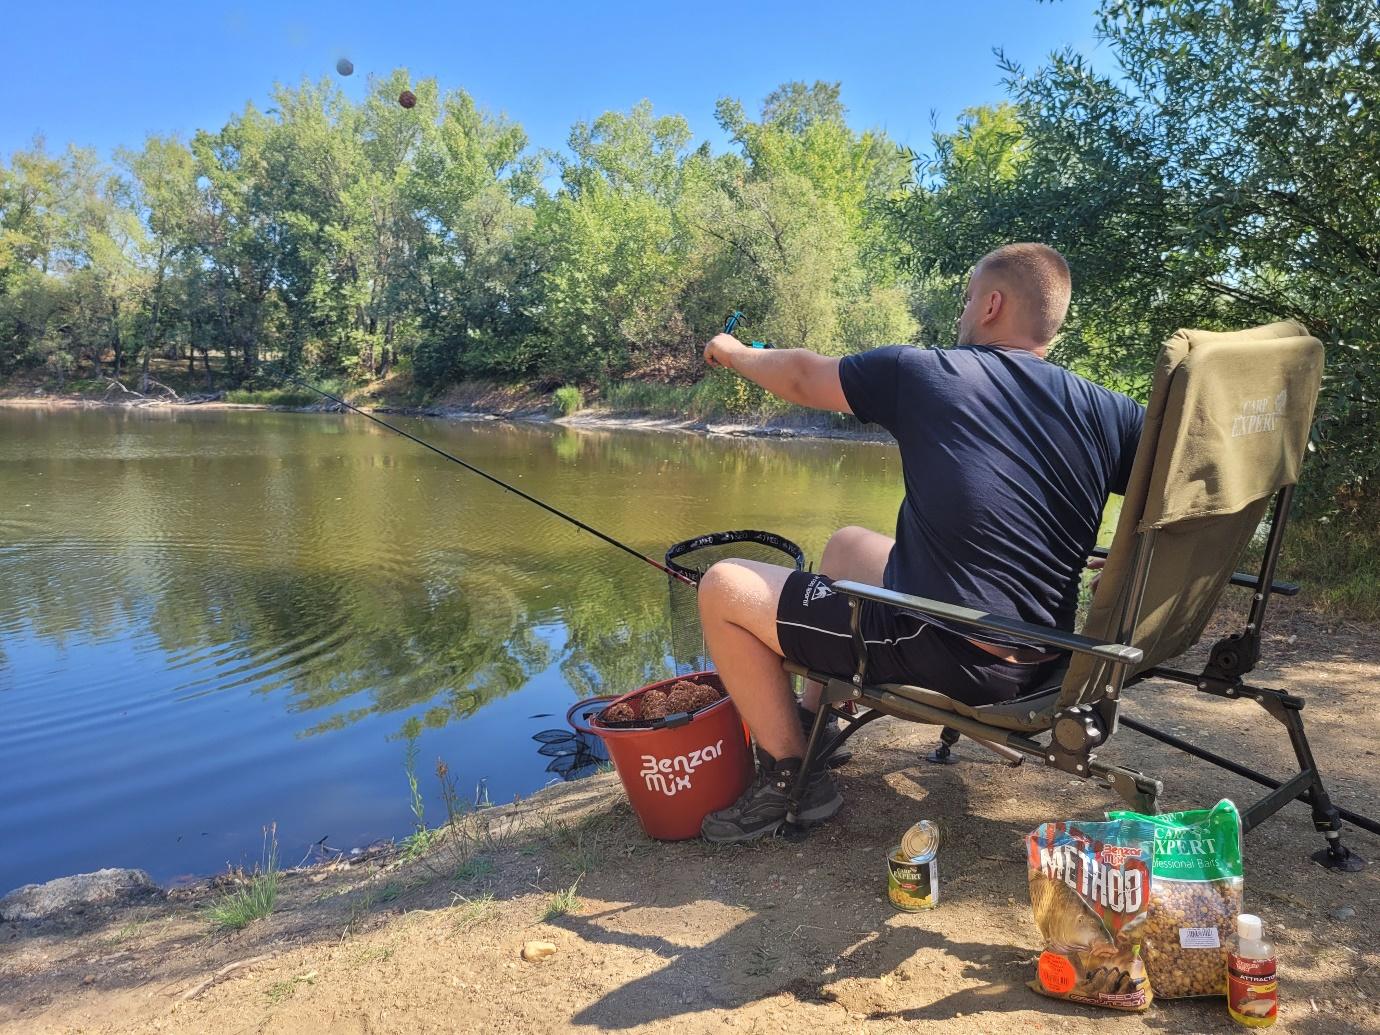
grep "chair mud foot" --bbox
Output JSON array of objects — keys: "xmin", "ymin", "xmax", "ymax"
[
  {"xmin": 927, "ymin": 727, "xmax": 961, "ymax": 765},
  {"xmin": 1313, "ymin": 834, "xmax": 1366, "ymax": 872},
  {"xmin": 1101, "ymin": 766, "xmax": 1162, "ymax": 815}
]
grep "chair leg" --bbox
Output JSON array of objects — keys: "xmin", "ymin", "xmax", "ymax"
[
  {"xmin": 785, "ymin": 678, "xmax": 854, "ymax": 828},
  {"xmin": 1274, "ymin": 701, "xmax": 1368, "ymax": 872},
  {"xmin": 784, "ymin": 679, "xmax": 882, "ymax": 831},
  {"xmin": 928, "ymin": 726, "xmax": 961, "ymax": 764},
  {"xmin": 928, "ymin": 725, "xmax": 1024, "ymax": 767},
  {"xmin": 1123, "ymin": 681, "xmax": 1372, "ymax": 871}
]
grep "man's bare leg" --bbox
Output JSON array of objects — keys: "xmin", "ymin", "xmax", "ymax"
[
  {"xmin": 696, "ymin": 558, "xmax": 803, "ymax": 759},
  {"xmin": 801, "ymin": 526, "xmax": 894, "ymax": 710},
  {"xmin": 697, "ymin": 557, "xmax": 845, "ymax": 842}
]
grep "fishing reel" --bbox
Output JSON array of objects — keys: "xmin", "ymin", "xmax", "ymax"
[{"xmin": 722, "ymin": 310, "xmax": 773, "ymax": 349}]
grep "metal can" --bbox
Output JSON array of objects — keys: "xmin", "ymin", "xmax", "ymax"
[{"xmin": 887, "ymin": 820, "xmax": 940, "ymax": 911}]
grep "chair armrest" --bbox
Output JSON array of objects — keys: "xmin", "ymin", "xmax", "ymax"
[
  {"xmin": 1087, "ymin": 546, "xmax": 1299, "ymax": 596},
  {"xmin": 831, "ymin": 580, "xmax": 1143, "ymax": 667}
]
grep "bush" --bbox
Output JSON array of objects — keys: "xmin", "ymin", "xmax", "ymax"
[
  {"xmin": 224, "ymin": 387, "xmax": 319, "ymax": 407},
  {"xmin": 550, "ymin": 385, "xmax": 584, "ymax": 417},
  {"xmin": 690, "ymin": 369, "xmax": 789, "ymax": 420},
  {"xmin": 598, "ymin": 380, "xmax": 697, "ymax": 415}
]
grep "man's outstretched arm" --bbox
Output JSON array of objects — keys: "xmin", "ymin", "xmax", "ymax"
[{"xmin": 703, "ymin": 333, "xmax": 852, "ymax": 414}]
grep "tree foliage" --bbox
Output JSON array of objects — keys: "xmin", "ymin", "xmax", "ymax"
[
  {"xmin": 4, "ymin": 9, "xmax": 1375, "ymax": 509},
  {"xmin": 0, "ymin": 77, "xmax": 917, "ymax": 404},
  {"xmin": 893, "ymin": 0, "xmax": 1379, "ymax": 505}
]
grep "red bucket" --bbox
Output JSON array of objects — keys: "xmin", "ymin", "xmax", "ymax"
[{"xmin": 569, "ymin": 672, "xmax": 753, "ymax": 840}]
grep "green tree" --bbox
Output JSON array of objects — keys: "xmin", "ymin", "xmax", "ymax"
[
  {"xmin": 407, "ymin": 84, "xmax": 543, "ymax": 385},
  {"xmin": 708, "ymin": 82, "xmax": 917, "ymax": 360},
  {"xmin": 120, "ymin": 136, "xmax": 200, "ymax": 391},
  {"xmin": 894, "ymin": 1, "xmax": 1380, "ymax": 505},
  {"xmin": 528, "ymin": 101, "xmax": 703, "ymax": 382}
]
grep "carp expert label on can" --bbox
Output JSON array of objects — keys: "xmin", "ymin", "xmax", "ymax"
[{"xmin": 887, "ymin": 820, "xmax": 940, "ymax": 911}]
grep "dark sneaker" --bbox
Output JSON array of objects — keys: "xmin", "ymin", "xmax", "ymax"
[
  {"xmin": 799, "ymin": 704, "xmax": 852, "ymax": 769},
  {"xmin": 701, "ymin": 748, "xmax": 843, "ymax": 844}
]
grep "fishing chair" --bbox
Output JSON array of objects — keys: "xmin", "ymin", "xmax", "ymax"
[{"xmin": 785, "ymin": 321, "xmax": 1377, "ymax": 870}]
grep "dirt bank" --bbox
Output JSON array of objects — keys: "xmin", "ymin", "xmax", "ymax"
[
  {"xmin": 3, "ymin": 598, "xmax": 1378, "ymax": 1035},
  {"xmin": 0, "ymin": 379, "xmax": 892, "ymax": 445}
]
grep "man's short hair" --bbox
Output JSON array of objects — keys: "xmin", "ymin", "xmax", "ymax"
[{"xmin": 975, "ymin": 243, "xmax": 1072, "ymax": 345}]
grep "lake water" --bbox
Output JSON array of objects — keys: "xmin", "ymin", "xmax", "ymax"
[{"xmin": 0, "ymin": 406, "xmax": 903, "ymax": 891}]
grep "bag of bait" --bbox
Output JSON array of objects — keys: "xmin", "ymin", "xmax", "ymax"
[
  {"xmin": 1025, "ymin": 817, "xmax": 1157, "ymax": 1011},
  {"xmin": 1106, "ymin": 799, "xmax": 1244, "ymax": 998}
]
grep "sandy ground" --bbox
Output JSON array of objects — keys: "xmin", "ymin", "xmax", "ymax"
[{"xmin": 2, "ymin": 600, "xmax": 1378, "ymax": 1035}]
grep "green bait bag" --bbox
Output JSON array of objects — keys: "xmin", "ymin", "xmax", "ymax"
[{"xmin": 1107, "ymin": 799, "xmax": 1244, "ymax": 999}]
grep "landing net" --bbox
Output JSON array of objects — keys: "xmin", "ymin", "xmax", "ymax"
[{"xmin": 664, "ymin": 530, "xmax": 806, "ymax": 675}]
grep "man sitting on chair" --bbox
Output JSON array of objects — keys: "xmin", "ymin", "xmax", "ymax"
[{"xmin": 696, "ymin": 242, "xmax": 1145, "ymax": 843}]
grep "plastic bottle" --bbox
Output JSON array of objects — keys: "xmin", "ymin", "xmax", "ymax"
[{"xmin": 1228, "ymin": 913, "xmax": 1278, "ymax": 1027}]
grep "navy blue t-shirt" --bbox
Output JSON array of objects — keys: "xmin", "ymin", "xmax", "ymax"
[{"xmin": 839, "ymin": 344, "xmax": 1144, "ymax": 645}]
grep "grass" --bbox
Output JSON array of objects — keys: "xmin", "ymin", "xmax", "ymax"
[
  {"xmin": 452, "ymin": 891, "xmax": 497, "ymax": 931},
  {"xmin": 540, "ymin": 878, "xmax": 582, "ymax": 921},
  {"xmin": 550, "ymin": 385, "xmax": 584, "ymax": 417},
  {"xmin": 350, "ymin": 945, "xmax": 396, "ymax": 964},
  {"xmin": 265, "ymin": 970, "xmax": 316, "ymax": 1005},
  {"xmin": 538, "ymin": 810, "xmax": 624, "ymax": 873},
  {"xmin": 454, "ymin": 856, "xmax": 496, "ymax": 882},
  {"xmin": 744, "ymin": 931, "xmax": 782, "ymax": 978},
  {"xmin": 595, "ymin": 375, "xmax": 804, "ymax": 423},
  {"xmin": 408, "ymin": 754, "xmax": 517, "ymax": 881},
  {"xmin": 1269, "ymin": 511, "xmax": 1380, "ymax": 622},
  {"xmin": 400, "ymin": 719, "xmax": 438, "ymax": 860},
  {"xmin": 596, "ymin": 380, "xmax": 698, "ymax": 416},
  {"xmin": 206, "ymin": 825, "xmax": 280, "ymax": 932},
  {"xmin": 342, "ymin": 879, "xmax": 405, "ymax": 938},
  {"xmin": 223, "ymin": 387, "xmax": 321, "ymax": 407},
  {"xmin": 99, "ymin": 918, "xmax": 148, "ymax": 947}
]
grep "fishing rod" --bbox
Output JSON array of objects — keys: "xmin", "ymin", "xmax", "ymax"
[{"xmin": 289, "ymin": 377, "xmax": 697, "ymax": 586}]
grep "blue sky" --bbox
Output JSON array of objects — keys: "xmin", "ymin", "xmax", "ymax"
[{"xmin": 1, "ymin": 0, "xmax": 1109, "ymax": 163}]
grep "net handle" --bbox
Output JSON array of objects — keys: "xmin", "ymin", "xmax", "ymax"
[
  {"xmin": 664, "ymin": 529, "xmax": 807, "ymax": 584},
  {"xmin": 567, "ymin": 696, "xmax": 618, "ymax": 737}
]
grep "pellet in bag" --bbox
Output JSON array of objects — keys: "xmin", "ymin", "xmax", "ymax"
[
  {"xmin": 1025, "ymin": 817, "xmax": 1157, "ymax": 1011},
  {"xmin": 1107, "ymin": 799, "xmax": 1244, "ymax": 999}
]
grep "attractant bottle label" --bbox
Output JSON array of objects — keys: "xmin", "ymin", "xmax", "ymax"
[{"xmin": 1228, "ymin": 953, "xmax": 1278, "ymax": 1027}]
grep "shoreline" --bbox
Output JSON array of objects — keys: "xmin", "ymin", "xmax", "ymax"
[
  {"xmin": 5, "ymin": 594, "xmax": 1379, "ymax": 1034},
  {"xmin": 0, "ymin": 390, "xmax": 897, "ymax": 445}
]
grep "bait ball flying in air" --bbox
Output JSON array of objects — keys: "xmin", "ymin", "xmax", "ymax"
[
  {"xmin": 336, "ymin": 57, "xmax": 353, "ymax": 77},
  {"xmin": 398, "ymin": 90, "xmax": 417, "ymax": 109}
]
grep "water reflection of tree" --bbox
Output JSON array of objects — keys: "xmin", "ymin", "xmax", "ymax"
[
  {"xmin": 2, "ymin": 413, "xmax": 902, "ymax": 741},
  {"xmin": 558, "ymin": 571, "xmax": 675, "ymax": 701}
]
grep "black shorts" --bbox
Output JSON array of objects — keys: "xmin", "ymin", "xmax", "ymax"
[{"xmin": 775, "ymin": 571, "xmax": 1063, "ymax": 707}]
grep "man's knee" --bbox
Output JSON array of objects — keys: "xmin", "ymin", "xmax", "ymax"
[
  {"xmin": 825, "ymin": 525, "xmax": 873, "ymax": 552},
  {"xmin": 697, "ymin": 559, "xmax": 751, "ymax": 616},
  {"xmin": 697, "ymin": 560, "xmax": 788, "ymax": 645},
  {"xmin": 820, "ymin": 525, "xmax": 890, "ymax": 578}
]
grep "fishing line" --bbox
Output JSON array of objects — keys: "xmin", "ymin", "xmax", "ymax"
[{"xmin": 290, "ymin": 378, "xmax": 696, "ymax": 586}]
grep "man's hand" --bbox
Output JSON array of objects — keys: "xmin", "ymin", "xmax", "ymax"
[
  {"xmin": 1085, "ymin": 556, "xmax": 1107, "ymax": 595},
  {"xmin": 704, "ymin": 333, "xmax": 748, "ymax": 370}
]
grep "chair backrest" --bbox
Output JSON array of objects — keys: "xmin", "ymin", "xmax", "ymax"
[{"xmin": 1060, "ymin": 321, "xmax": 1324, "ymax": 707}]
